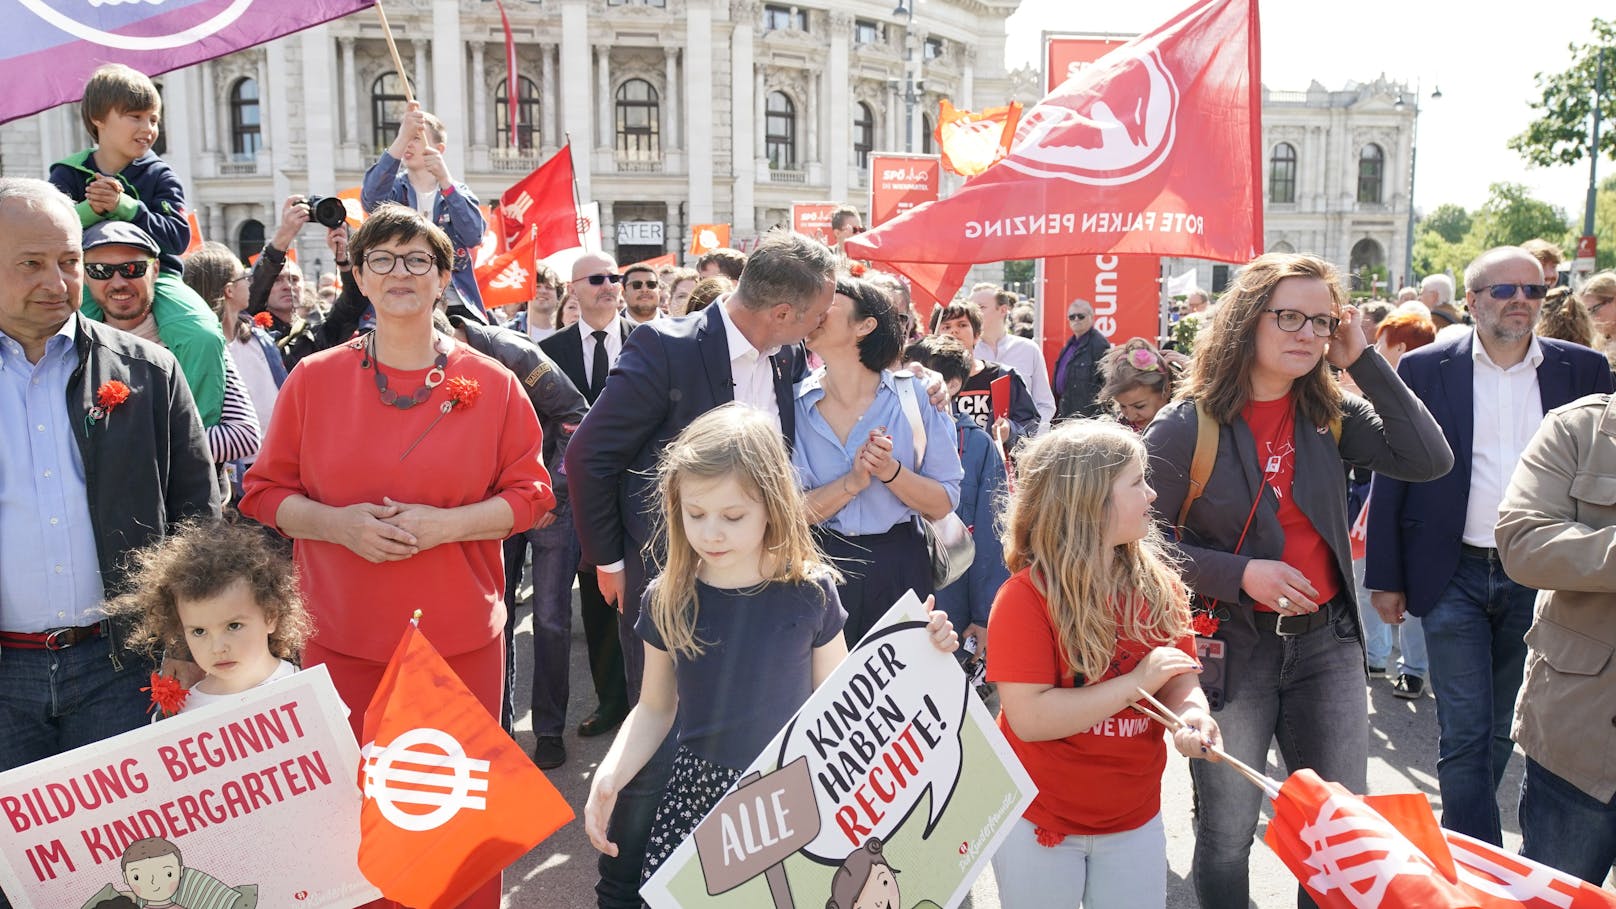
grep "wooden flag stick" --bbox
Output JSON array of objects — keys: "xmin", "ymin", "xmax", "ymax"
[
  {"xmin": 374, "ymin": 0, "xmax": 416, "ymax": 105},
  {"xmin": 1134, "ymin": 688, "xmax": 1282, "ymax": 799}
]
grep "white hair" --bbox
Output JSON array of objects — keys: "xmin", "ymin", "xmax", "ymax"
[
  {"xmin": 1418, "ymin": 273, "xmax": 1454, "ymax": 306},
  {"xmin": 0, "ymin": 178, "xmax": 77, "ymax": 226}
]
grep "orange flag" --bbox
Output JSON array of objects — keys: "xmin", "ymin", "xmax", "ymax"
[
  {"xmin": 935, "ymin": 98, "xmax": 1022, "ymax": 177},
  {"xmin": 182, "ymin": 208, "xmax": 204, "ymax": 256},
  {"xmin": 358, "ymin": 621, "xmax": 573, "ymax": 909},
  {"xmin": 475, "ymin": 227, "xmax": 539, "ymax": 309},
  {"xmin": 689, "ymin": 223, "xmax": 730, "ymax": 255},
  {"xmin": 336, "ymin": 186, "xmax": 367, "ymax": 229}
]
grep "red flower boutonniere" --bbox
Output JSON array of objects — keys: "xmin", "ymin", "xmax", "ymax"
[
  {"xmin": 253, "ymin": 311, "xmax": 275, "ymax": 329},
  {"xmin": 1191, "ymin": 611, "xmax": 1221, "ymax": 637},
  {"xmin": 402, "ymin": 377, "xmax": 482, "ymax": 460},
  {"xmin": 143, "ymin": 671, "xmax": 189, "ymax": 717},
  {"xmin": 87, "ymin": 380, "xmax": 131, "ymax": 426}
]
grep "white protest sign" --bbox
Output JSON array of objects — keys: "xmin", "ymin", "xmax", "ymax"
[{"xmin": 0, "ymin": 665, "xmax": 378, "ymax": 909}]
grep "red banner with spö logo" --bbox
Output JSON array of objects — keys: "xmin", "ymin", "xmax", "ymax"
[
  {"xmin": 791, "ymin": 202, "xmax": 838, "ymax": 246},
  {"xmin": 844, "ymin": 0, "xmax": 1262, "ymax": 305},
  {"xmin": 869, "ymin": 154, "xmax": 941, "ymax": 227}
]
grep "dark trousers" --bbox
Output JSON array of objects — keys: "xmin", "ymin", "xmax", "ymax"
[
  {"xmin": 578, "ymin": 567, "xmax": 630, "ymax": 719},
  {"xmin": 817, "ymin": 519, "xmax": 934, "ymax": 646}
]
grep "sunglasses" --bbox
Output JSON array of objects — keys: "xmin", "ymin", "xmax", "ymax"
[
  {"xmin": 1473, "ymin": 283, "xmax": 1548, "ymax": 301},
  {"xmin": 84, "ymin": 259, "xmax": 154, "ymax": 281},
  {"xmin": 1266, "ymin": 308, "xmax": 1340, "ymax": 337},
  {"xmin": 1068, "ymin": 312, "xmax": 1091, "ymax": 322},
  {"xmin": 577, "ymin": 273, "xmax": 623, "ymax": 286},
  {"xmin": 625, "ymin": 279, "xmax": 658, "ymax": 290}
]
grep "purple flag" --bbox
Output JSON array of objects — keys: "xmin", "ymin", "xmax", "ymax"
[{"xmin": 0, "ymin": 0, "xmax": 372, "ymax": 125}]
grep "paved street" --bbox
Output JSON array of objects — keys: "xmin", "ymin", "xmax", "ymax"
[{"xmin": 496, "ymin": 586, "xmax": 1572, "ymax": 908}]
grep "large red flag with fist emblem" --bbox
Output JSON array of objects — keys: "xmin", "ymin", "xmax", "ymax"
[
  {"xmin": 844, "ymin": 0, "xmax": 1262, "ymax": 303},
  {"xmin": 1266, "ymin": 770, "xmax": 1616, "ymax": 909},
  {"xmin": 359, "ymin": 622, "xmax": 573, "ymax": 909},
  {"xmin": 498, "ymin": 144, "xmax": 580, "ymax": 258}
]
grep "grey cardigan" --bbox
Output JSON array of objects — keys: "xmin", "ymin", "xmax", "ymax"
[{"xmin": 1142, "ymin": 349, "xmax": 1452, "ymax": 703}]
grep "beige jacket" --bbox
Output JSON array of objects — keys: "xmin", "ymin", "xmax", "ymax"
[{"xmin": 1496, "ymin": 393, "xmax": 1616, "ymax": 801}]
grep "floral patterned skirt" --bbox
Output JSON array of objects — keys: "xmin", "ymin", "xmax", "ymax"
[{"xmin": 640, "ymin": 746, "xmax": 744, "ymax": 883}]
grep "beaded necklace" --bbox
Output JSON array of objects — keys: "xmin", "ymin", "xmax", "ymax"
[{"xmin": 361, "ymin": 331, "xmax": 448, "ymax": 409}]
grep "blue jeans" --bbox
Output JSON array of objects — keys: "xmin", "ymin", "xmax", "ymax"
[
  {"xmin": 1419, "ymin": 550, "xmax": 1535, "ymax": 845},
  {"xmin": 0, "ymin": 635, "xmax": 152, "ymax": 771},
  {"xmin": 1191, "ymin": 605, "xmax": 1368, "ymax": 909},
  {"xmin": 1520, "ymin": 758, "xmax": 1616, "ymax": 885},
  {"xmin": 1352, "ymin": 557, "xmax": 1427, "ymax": 676},
  {"xmin": 502, "ymin": 516, "xmax": 582, "ymax": 737}
]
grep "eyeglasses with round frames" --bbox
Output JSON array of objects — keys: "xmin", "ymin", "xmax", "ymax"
[
  {"xmin": 1265, "ymin": 308, "xmax": 1340, "ymax": 337},
  {"xmin": 362, "ymin": 251, "xmax": 438, "ymax": 276}
]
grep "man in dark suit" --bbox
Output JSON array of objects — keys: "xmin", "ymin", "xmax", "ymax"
[
  {"xmin": 567, "ymin": 231, "xmax": 835, "ymax": 908},
  {"xmin": 1366, "ymin": 245, "xmax": 1614, "ymax": 846},
  {"xmin": 538, "ymin": 252, "xmax": 634, "ymax": 748}
]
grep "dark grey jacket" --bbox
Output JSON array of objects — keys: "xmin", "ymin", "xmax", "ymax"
[{"xmin": 1142, "ymin": 349, "xmax": 1452, "ymax": 702}]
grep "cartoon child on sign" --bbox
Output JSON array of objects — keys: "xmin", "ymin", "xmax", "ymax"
[
  {"xmin": 80, "ymin": 837, "xmax": 258, "ymax": 909},
  {"xmin": 825, "ymin": 838, "xmax": 941, "ymax": 909}
]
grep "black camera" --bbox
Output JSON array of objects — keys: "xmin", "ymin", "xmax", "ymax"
[{"xmin": 305, "ymin": 195, "xmax": 349, "ymax": 230}]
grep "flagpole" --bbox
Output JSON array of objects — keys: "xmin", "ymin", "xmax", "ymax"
[
  {"xmin": 563, "ymin": 132, "xmax": 582, "ymax": 212},
  {"xmin": 1134, "ymin": 688, "xmax": 1282, "ymax": 799},
  {"xmin": 374, "ymin": 0, "xmax": 416, "ymax": 106}
]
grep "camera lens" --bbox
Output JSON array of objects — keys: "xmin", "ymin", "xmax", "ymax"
[{"xmin": 307, "ymin": 196, "xmax": 349, "ymax": 230}]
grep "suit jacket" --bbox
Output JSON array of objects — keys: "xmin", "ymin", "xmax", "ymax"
[
  {"xmin": 539, "ymin": 318, "xmax": 634, "ymax": 405},
  {"xmin": 565, "ymin": 304, "xmax": 806, "ymax": 568},
  {"xmin": 1365, "ymin": 331, "xmax": 1615, "ymax": 615}
]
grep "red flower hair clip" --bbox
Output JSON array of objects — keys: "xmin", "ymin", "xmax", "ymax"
[
  {"xmin": 143, "ymin": 671, "xmax": 189, "ymax": 717},
  {"xmin": 88, "ymin": 380, "xmax": 131, "ymax": 426}
]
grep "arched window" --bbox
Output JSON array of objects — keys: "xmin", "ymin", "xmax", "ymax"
[
  {"xmin": 920, "ymin": 113, "xmax": 935, "ymax": 155},
  {"xmin": 371, "ymin": 73, "xmax": 410, "ymax": 154},
  {"xmin": 495, "ymin": 76, "xmax": 541, "ymax": 152},
  {"xmin": 1357, "ymin": 144, "xmax": 1384, "ymax": 204},
  {"xmin": 229, "ymin": 78, "xmax": 261, "ymax": 159},
  {"xmin": 853, "ymin": 102, "xmax": 875, "ymax": 170},
  {"xmin": 1350, "ymin": 238, "xmax": 1385, "ymax": 274},
  {"xmin": 237, "ymin": 218, "xmax": 265, "ymax": 263},
  {"xmin": 1268, "ymin": 239, "xmax": 1296, "ymax": 254},
  {"xmin": 615, "ymin": 78, "xmax": 660, "ymax": 159},
  {"xmin": 1269, "ymin": 142, "xmax": 1296, "ymax": 204},
  {"xmin": 766, "ymin": 91, "xmax": 796, "ymax": 170}
]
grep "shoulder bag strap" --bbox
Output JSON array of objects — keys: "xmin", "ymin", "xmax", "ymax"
[
  {"xmin": 1177, "ymin": 399, "xmax": 1221, "ymax": 529},
  {"xmin": 895, "ymin": 374, "xmax": 926, "ymax": 468}
]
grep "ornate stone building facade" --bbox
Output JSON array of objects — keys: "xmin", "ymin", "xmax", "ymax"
[{"xmin": 0, "ymin": 0, "xmax": 1018, "ymax": 271}]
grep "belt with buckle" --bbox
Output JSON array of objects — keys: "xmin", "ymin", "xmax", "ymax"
[
  {"xmin": 1460, "ymin": 543, "xmax": 1500, "ymax": 560},
  {"xmin": 1254, "ymin": 607, "xmax": 1333, "ymax": 637},
  {"xmin": 0, "ymin": 622, "xmax": 105, "ymax": 651}
]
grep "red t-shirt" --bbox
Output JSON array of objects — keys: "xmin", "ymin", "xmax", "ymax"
[
  {"xmin": 986, "ymin": 569, "xmax": 1195, "ymax": 836},
  {"xmin": 1240, "ymin": 397, "xmax": 1340, "ymax": 610}
]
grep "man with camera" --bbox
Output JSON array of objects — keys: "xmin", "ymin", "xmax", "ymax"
[{"xmin": 246, "ymin": 193, "xmax": 369, "ymax": 371}]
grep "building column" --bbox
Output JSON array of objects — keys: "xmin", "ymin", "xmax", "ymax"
[
  {"xmin": 262, "ymin": 41, "xmax": 292, "ymax": 210},
  {"xmin": 431, "ymin": 0, "xmax": 463, "ymax": 175},
  {"xmin": 300, "ymin": 30, "xmax": 337, "ymax": 219},
  {"xmin": 663, "ymin": 46, "xmax": 680, "ymax": 153},
  {"xmin": 961, "ymin": 47, "xmax": 977, "ymax": 110},
  {"xmin": 729, "ymin": 0, "xmax": 757, "ymax": 232},
  {"xmin": 412, "ymin": 39, "xmax": 430, "ymax": 109},
  {"xmin": 339, "ymin": 37, "xmax": 360, "ymax": 150},
  {"xmin": 685, "ymin": 0, "xmax": 714, "ymax": 223},
  {"xmin": 162, "ymin": 68, "xmax": 194, "ymax": 190},
  {"xmin": 596, "ymin": 45, "xmax": 613, "ymax": 151},
  {"xmin": 198, "ymin": 60, "xmax": 218, "ymax": 155},
  {"xmin": 754, "ymin": 66, "xmax": 768, "ymax": 164},
  {"xmin": 560, "ymin": 0, "xmax": 591, "ymax": 200},
  {"xmin": 540, "ymin": 43, "xmax": 557, "ymax": 151},
  {"xmin": 804, "ymin": 69, "xmax": 820, "ymax": 178},
  {"xmin": 886, "ymin": 81, "xmax": 900, "ymax": 152},
  {"xmin": 827, "ymin": 11, "xmax": 851, "ymax": 199},
  {"xmin": 207, "ymin": 204, "xmax": 226, "ymax": 246},
  {"xmin": 471, "ymin": 40, "xmax": 490, "ymax": 153}
]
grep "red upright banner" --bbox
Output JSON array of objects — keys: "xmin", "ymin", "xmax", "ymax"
[
  {"xmin": 494, "ymin": 0, "xmax": 520, "ymax": 153},
  {"xmin": 359, "ymin": 622, "xmax": 574, "ymax": 909},
  {"xmin": 869, "ymin": 154, "xmax": 941, "ymax": 227},
  {"xmin": 499, "ymin": 144, "xmax": 581, "ymax": 257},
  {"xmin": 791, "ymin": 201, "xmax": 839, "ymax": 246},
  {"xmin": 844, "ymin": 0, "xmax": 1262, "ymax": 304}
]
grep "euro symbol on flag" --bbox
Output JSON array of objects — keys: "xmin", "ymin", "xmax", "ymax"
[
  {"xmin": 489, "ymin": 261, "xmax": 530, "ymax": 291},
  {"xmin": 362, "ymin": 727, "xmax": 491, "ymax": 833}
]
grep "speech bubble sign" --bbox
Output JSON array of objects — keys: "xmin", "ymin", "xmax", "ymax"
[{"xmin": 775, "ymin": 601, "xmax": 970, "ymax": 863}]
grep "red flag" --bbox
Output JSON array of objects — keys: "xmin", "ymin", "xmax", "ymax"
[
  {"xmin": 359, "ymin": 622, "xmax": 573, "ymax": 909},
  {"xmin": 499, "ymin": 144, "xmax": 580, "ymax": 257},
  {"xmin": 936, "ymin": 99, "xmax": 1022, "ymax": 177},
  {"xmin": 182, "ymin": 209, "xmax": 204, "ymax": 257},
  {"xmin": 991, "ymin": 373, "xmax": 1011, "ymax": 423},
  {"xmin": 845, "ymin": 0, "xmax": 1262, "ymax": 304},
  {"xmin": 1265, "ymin": 770, "xmax": 1616, "ymax": 909},
  {"xmin": 475, "ymin": 227, "xmax": 540, "ymax": 309},
  {"xmin": 494, "ymin": 0, "xmax": 521, "ymax": 153},
  {"xmin": 625, "ymin": 252, "xmax": 677, "ymax": 272}
]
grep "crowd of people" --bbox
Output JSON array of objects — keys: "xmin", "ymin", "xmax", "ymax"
[{"xmin": 3, "ymin": 60, "xmax": 1615, "ymax": 909}]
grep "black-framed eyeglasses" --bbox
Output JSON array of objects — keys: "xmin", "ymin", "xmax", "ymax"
[
  {"xmin": 625, "ymin": 279, "xmax": 658, "ymax": 290},
  {"xmin": 1473, "ymin": 283, "xmax": 1548, "ymax": 301},
  {"xmin": 363, "ymin": 251, "xmax": 438, "ymax": 276},
  {"xmin": 1266, "ymin": 308, "xmax": 1340, "ymax": 337},
  {"xmin": 577, "ymin": 273, "xmax": 624, "ymax": 286},
  {"xmin": 1068, "ymin": 312, "xmax": 1091, "ymax": 322},
  {"xmin": 84, "ymin": 259, "xmax": 154, "ymax": 281}
]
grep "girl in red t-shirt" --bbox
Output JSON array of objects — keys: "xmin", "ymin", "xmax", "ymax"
[{"xmin": 988, "ymin": 421, "xmax": 1221, "ymax": 908}]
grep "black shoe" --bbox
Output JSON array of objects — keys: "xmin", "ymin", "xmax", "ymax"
[
  {"xmin": 578, "ymin": 705, "xmax": 628, "ymax": 737},
  {"xmin": 532, "ymin": 735, "xmax": 566, "ymax": 770},
  {"xmin": 1367, "ymin": 663, "xmax": 1387, "ymax": 678},
  {"xmin": 1392, "ymin": 674, "xmax": 1424, "ymax": 700}
]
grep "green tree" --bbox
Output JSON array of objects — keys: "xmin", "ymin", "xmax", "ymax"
[
  {"xmin": 1419, "ymin": 203, "xmax": 1472, "ymax": 244},
  {"xmin": 1469, "ymin": 182, "xmax": 1570, "ymax": 249},
  {"xmin": 1596, "ymin": 174, "xmax": 1616, "ymax": 271},
  {"xmin": 1412, "ymin": 229, "xmax": 1477, "ymax": 278},
  {"xmin": 1509, "ymin": 19, "xmax": 1615, "ymax": 168}
]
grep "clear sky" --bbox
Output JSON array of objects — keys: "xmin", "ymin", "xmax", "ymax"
[{"xmin": 1003, "ymin": 0, "xmax": 1610, "ymax": 224}]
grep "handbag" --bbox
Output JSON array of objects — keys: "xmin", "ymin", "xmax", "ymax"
[{"xmin": 895, "ymin": 375, "xmax": 975, "ymax": 590}]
